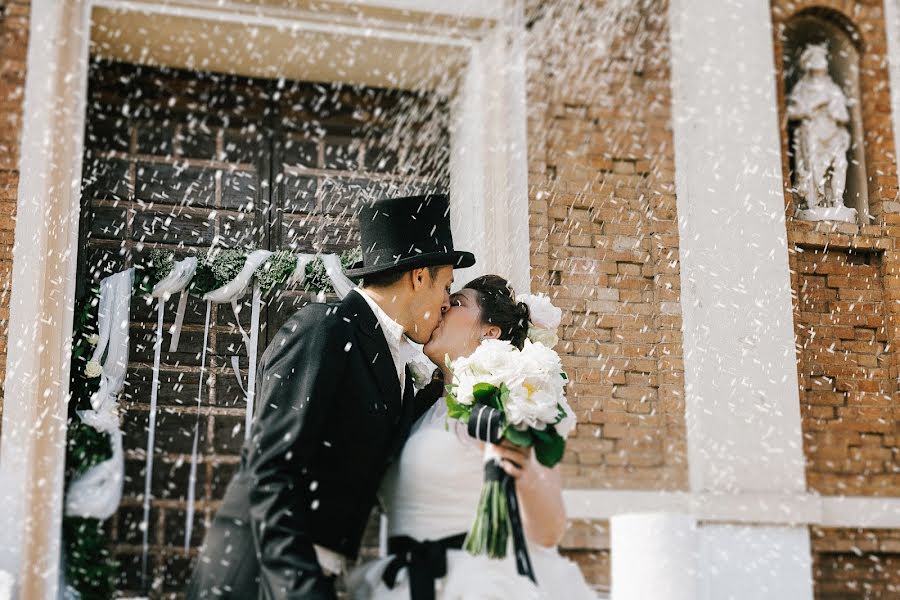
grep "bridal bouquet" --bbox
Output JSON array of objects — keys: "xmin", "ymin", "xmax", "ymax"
[{"xmin": 445, "ymin": 334, "xmax": 575, "ymax": 574}]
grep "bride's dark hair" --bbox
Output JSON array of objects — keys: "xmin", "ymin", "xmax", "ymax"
[{"xmin": 463, "ymin": 275, "xmax": 531, "ymax": 350}]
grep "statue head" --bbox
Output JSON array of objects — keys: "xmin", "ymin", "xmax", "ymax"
[{"xmin": 799, "ymin": 43, "xmax": 829, "ymax": 74}]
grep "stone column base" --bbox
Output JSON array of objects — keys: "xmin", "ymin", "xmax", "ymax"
[{"xmin": 611, "ymin": 512, "xmax": 813, "ymax": 600}]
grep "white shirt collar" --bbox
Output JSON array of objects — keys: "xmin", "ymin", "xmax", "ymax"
[{"xmin": 356, "ymin": 287, "xmax": 407, "ymax": 348}]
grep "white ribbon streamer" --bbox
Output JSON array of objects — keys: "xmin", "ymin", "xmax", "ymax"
[
  {"xmin": 66, "ymin": 268, "xmax": 134, "ymax": 520},
  {"xmin": 137, "ymin": 256, "xmax": 199, "ymax": 582},
  {"xmin": 321, "ymin": 253, "xmax": 356, "ymax": 298},
  {"xmin": 202, "ymin": 249, "xmax": 273, "ymax": 304},
  {"xmin": 246, "ymin": 283, "xmax": 263, "ymax": 438},
  {"xmin": 141, "ymin": 297, "xmax": 164, "ymax": 589},
  {"xmin": 185, "ymin": 249, "xmax": 272, "ymax": 548},
  {"xmin": 184, "ymin": 301, "xmax": 212, "ymax": 551},
  {"xmin": 169, "ymin": 290, "xmax": 191, "ymax": 352},
  {"xmin": 152, "ymin": 257, "xmax": 197, "ymax": 353},
  {"xmin": 287, "ymin": 254, "xmax": 315, "ymax": 287}
]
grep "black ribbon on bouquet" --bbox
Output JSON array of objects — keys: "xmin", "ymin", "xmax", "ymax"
[
  {"xmin": 467, "ymin": 405, "xmax": 538, "ymax": 585},
  {"xmin": 382, "ymin": 533, "xmax": 467, "ymax": 600}
]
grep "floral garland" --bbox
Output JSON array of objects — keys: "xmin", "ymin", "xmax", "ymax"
[
  {"xmin": 133, "ymin": 246, "xmax": 363, "ymax": 298},
  {"xmin": 65, "ymin": 245, "xmax": 362, "ymax": 597},
  {"xmin": 63, "ymin": 290, "xmax": 118, "ymax": 599}
]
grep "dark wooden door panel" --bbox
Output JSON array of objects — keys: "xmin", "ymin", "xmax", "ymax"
[{"xmin": 77, "ymin": 58, "xmax": 449, "ymax": 596}]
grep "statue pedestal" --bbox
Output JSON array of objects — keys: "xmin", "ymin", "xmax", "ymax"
[{"xmin": 796, "ymin": 205, "xmax": 857, "ymax": 223}]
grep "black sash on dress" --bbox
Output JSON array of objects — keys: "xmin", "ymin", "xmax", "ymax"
[{"xmin": 381, "ymin": 533, "xmax": 467, "ymax": 600}]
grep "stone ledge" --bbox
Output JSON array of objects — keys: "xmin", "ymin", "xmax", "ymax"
[{"xmin": 563, "ymin": 489, "xmax": 900, "ymax": 528}]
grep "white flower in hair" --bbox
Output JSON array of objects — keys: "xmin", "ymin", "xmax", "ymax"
[
  {"xmin": 84, "ymin": 359, "xmax": 103, "ymax": 378},
  {"xmin": 86, "ymin": 333, "xmax": 99, "ymax": 346},
  {"xmin": 516, "ymin": 293, "xmax": 562, "ymax": 346}
]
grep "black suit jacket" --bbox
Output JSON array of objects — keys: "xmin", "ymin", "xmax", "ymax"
[{"xmin": 188, "ymin": 290, "xmax": 428, "ymax": 599}]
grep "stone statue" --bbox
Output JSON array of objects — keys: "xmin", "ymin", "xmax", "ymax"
[{"xmin": 786, "ymin": 43, "xmax": 856, "ymax": 222}]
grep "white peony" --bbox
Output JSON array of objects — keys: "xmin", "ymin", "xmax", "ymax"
[
  {"xmin": 517, "ymin": 293, "xmax": 562, "ymax": 330},
  {"xmin": 453, "ymin": 373, "xmax": 478, "ymax": 406},
  {"xmin": 449, "ymin": 336, "xmax": 573, "ymax": 434},
  {"xmin": 505, "ymin": 375, "xmax": 562, "ymax": 430},
  {"xmin": 84, "ymin": 359, "xmax": 103, "ymax": 378},
  {"xmin": 519, "ymin": 339, "xmax": 564, "ymax": 378}
]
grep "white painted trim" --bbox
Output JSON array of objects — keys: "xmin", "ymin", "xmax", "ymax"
[
  {"xmin": 128, "ymin": 0, "xmax": 504, "ymax": 21},
  {"xmin": 0, "ymin": 1, "xmax": 93, "ymax": 597},
  {"xmin": 820, "ymin": 496, "xmax": 900, "ymax": 528},
  {"xmin": 448, "ymin": 6, "xmax": 531, "ymax": 294},
  {"xmin": 564, "ymin": 489, "xmax": 900, "ymax": 529},
  {"xmin": 316, "ymin": 0, "xmax": 504, "ymax": 20},
  {"xmin": 91, "ymin": 0, "xmax": 472, "ymax": 47}
]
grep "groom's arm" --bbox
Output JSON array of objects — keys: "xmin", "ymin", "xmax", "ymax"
[{"xmin": 245, "ymin": 305, "xmax": 349, "ymax": 600}]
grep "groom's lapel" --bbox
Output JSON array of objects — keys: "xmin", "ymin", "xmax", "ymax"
[
  {"xmin": 386, "ymin": 369, "xmax": 417, "ymax": 463},
  {"xmin": 342, "ymin": 290, "xmax": 402, "ymax": 413}
]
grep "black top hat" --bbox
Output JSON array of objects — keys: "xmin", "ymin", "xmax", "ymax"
[{"xmin": 346, "ymin": 193, "xmax": 475, "ymax": 278}]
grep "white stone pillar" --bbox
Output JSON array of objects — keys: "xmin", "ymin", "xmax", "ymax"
[
  {"xmin": 662, "ymin": 0, "xmax": 814, "ymax": 597},
  {"xmin": 0, "ymin": 1, "xmax": 90, "ymax": 598},
  {"xmin": 611, "ymin": 513, "xmax": 698, "ymax": 600},
  {"xmin": 449, "ymin": 6, "xmax": 531, "ymax": 294}
]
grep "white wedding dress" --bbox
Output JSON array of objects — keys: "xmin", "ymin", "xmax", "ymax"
[{"xmin": 346, "ymin": 400, "xmax": 600, "ymax": 600}]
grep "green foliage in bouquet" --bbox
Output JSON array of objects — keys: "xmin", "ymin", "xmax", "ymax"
[{"xmin": 446, "ymin": 381, "xmax": 567, "ymax": 468}]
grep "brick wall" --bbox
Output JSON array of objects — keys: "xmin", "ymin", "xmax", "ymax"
[
  {"xmin": 525, "ymin": 0, "xmax": 682, "ymax": 590},
  {"xmin": 0, "ymin": 0, "xmax": 27, "ymax": 430},
  {"xmin": 526, "ymin": 0, "xmax": 685, "ymax": 493},
  {"xmin": 812, "ymin": 527, "xmax": 900, "ymax": 598},
  {"xmin": 771, "ymin": 1, "xmax": 900, "ymax": 597}
]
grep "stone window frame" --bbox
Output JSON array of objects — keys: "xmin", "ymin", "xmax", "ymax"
[{"xmin": 0, "ymin": 1, "xmax": 531, "ymax": 595}]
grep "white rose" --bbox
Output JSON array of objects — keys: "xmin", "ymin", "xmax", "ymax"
[
  {"xmin": 453, "ymin": 373, "xmax": 477, "ymax": 406},
  {"xmin": 408, "ymin": 357, "xmax": 436, "ymax": 390},
  {"xmin": 517, "ymin": 293, "xmax": 562, "ymax": 330},
  {"xmin": 527, "ymin": 326, "xmax": 559, "ymax": 348},
  {"xmin": 86, "ymin": 333, "xmax": 100, "ymax": 346},
  {"xmin": 555, "ymin": 396, "xmax": 577, "ymax": 438},
  {"xmin": 84, "ymin": 359, "xmax": 103, "ymax": 378}
]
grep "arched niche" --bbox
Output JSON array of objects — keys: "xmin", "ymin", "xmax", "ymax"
[{"xmin": 782, "ymin": 11, "xmax": 868, "ymax": 223}]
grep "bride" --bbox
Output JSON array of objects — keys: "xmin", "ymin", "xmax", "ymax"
[{"xmin": 347, "ymin": 275, "xmax": 598, "ymax": 600}]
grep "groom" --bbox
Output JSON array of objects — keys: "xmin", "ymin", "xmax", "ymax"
[{"xmin": 187, "ymin": 194, "xmax": 474, "ymax": 599}]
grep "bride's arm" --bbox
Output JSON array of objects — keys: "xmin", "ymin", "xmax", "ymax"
[{"xmin": 491, "ymin": 443, "xmax": 567, "ymax": 547}]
